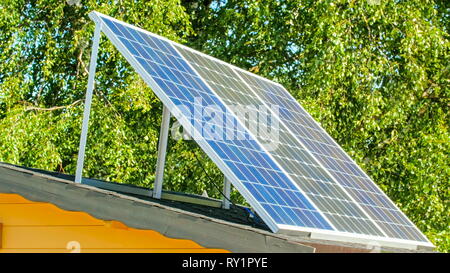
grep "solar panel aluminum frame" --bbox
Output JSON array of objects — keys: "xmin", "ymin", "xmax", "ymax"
[{"xmin": 86, "ymin": 11, "xmax": 434, "ymax": 251}]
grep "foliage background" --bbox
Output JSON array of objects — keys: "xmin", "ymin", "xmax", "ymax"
[{"xmin": 0, "ymin": 0, "xmax": 448, "ymax": 251}]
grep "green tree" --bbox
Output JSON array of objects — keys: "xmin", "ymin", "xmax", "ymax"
[
  {"xmin": 181, "ymin": 0, "xmax": 449, "ymax": 251},
  {"xmin": 0, "ymin": 0, "xmax": 238, "ymax": 202}
]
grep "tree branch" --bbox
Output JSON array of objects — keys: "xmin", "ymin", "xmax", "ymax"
[{"xmin": 25, "ymin": 99, "xmax": 83, "ymax": 111}]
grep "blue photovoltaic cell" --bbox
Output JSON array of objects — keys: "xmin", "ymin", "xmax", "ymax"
[{"xmin": 98, "ymin": 15, "xmax": 333, "ymax": 231}]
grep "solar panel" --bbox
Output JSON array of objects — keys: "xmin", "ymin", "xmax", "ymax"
[{"xmin": 88, "ymin": 11, "xmax": 433, "ymax": 249}]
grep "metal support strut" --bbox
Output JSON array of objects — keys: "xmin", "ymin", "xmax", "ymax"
[
  {"xmin": 152, "ymin": 105, "xmax": 171, "ymax": 199},
  {"xmin": 75, "ymin": 22, "xmax": 102, "ymax": 183},
  {"xmin": 222, "ymin": 176, "xmax": 231, "ymax": 209}
]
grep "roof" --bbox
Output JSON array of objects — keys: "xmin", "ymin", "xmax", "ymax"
[{"xmin": 0, "ymin": 162, "xmax": 433, "ymax": 253}]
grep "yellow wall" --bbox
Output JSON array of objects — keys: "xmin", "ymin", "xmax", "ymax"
[{"xmin": 0, "ymin": 193, "xmax": 228, "ymax": 253}]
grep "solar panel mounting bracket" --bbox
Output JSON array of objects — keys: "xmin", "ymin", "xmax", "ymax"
[
  {"xmin": 152, "ymin": 105, "xmax": 171, "ymax": 199},
  {"xmin": 75, "ymin": 19, "xmax": 102, "ymax": 183}
]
